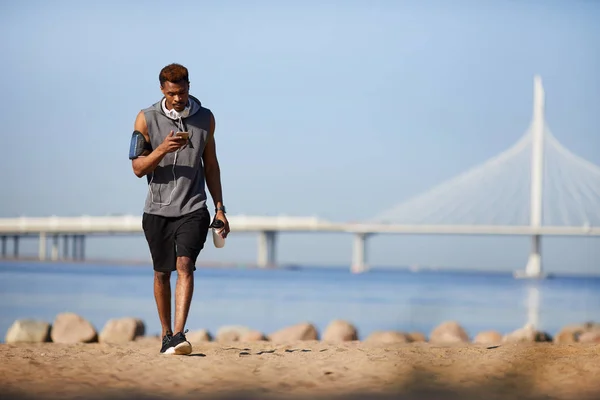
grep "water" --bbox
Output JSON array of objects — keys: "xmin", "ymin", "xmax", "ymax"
[{"xmin": 1, "ymin": 261, "xmax": 599, "ymax": 343}]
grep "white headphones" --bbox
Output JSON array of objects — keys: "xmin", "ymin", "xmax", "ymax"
[{"xmin": 162, "ymin": 98, "xmax": 190, "ymax": 119}]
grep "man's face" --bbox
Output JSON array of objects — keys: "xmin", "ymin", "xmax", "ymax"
[{"xmin": 161, "ymin": 80, "xmax": 189, "ymax": 112}]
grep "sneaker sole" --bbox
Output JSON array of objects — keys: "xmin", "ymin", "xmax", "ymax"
[{"xmin": 163, "ymin": 341, "xmax": 192, "ymax": 355}]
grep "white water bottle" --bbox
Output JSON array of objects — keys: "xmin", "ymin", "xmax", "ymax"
[{"xmin": 211, "ymin": 219, "xmax": 226, "ymax": 248}]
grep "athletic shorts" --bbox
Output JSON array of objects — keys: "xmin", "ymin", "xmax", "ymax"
[{"xmin": 142, "ymin": 207, "xmax": 211, "ymax": 272}]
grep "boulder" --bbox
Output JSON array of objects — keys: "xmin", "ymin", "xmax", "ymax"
[
  {"xmin": 473, "ymin": 330, "xmax": 502, "ymax": 345},
  {"xmin": 216, "ymin": 325, "xmax": 252, "ymax": 342},
  {"xmin": 364, "ymin": 331, "xmax": 410, "ymax": 344},
  {"xmin": 50, "ymin": 312, "xmax": 97, "ymax": 344},
  {"xmin": 429, "ymin": 321, "xmax": 469, "ymax": 344},
  {"xmin": 99, "ymin": 318, "xmax": 145, "ymax": 344},
  {"xmin": 555, "ymin": 322, "xmax": 600, "ymax": 343},
  {"xmin": 554, "ymin": 328, "xmax": 581, "ymax": 344},
  {"xmin": 5, "ymin": 319, "xmax": 51, "ymax": 343},
  {"xmin": 578, "ymin": 331, "xmax": 600, "ymax": 343},
  {"xmin": 407, "ymin": 332, "xmax": 427, "ymax": 342},
  {"xmin": 268, "ymin": 322, "xmax": 319, "ymax": 343},
  {"xmin": 322, "ymin": 320, "xmax": 358, "ymax": 342},
  {"xmin": 187, "ymin": 329, "xmax": 212, "ymax": 343},
  {"xmin": 502, "ymin": 324, "xmax": 552, "ymax": 343},
  {"xmin": 239, "ymin": 330, "xmax": 267, "ymax": 342}
]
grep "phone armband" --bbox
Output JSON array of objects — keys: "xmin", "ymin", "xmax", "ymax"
[{"xmin": 128, "ymin": 130, "xmax": 152, "ymax": 159}]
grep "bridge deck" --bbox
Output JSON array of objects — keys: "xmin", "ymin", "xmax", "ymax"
[{"xmin": 0, "ymin": 216, "xmax": 598, "ymax": 236}]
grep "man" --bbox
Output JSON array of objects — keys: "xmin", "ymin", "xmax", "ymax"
[{"xmin": 129, "ymin": 63, "xmax": 230, "ymax": 355}]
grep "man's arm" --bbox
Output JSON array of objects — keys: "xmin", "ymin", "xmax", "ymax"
[
  {"xmin": 203, "ymin": 111, "xmax": 224, "ymax": 210},
  {"xmin": 203, "ymin": 111, "xmax": 230, "ymax": 236},
  {"xmin": 131, "ymin": 111, "xmax": 183, "ymax": 178}
]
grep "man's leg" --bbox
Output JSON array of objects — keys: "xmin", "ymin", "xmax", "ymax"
[
  {"xmin": 154, "ymin": 270, "xmax": 172, "ymax": 337},
  {"xmin": 142, "ymin": 212, "xmax": 177, "ymax": 353},
  {"xmin": 167, "ymin": 207, "xmax": 210, "ymax": 352},
  {"xmin": 174, "ymin": 256, "xmax": 194, "ymax": 334},
  {"xmin": 158, "ymin": 208, "xmax": 210, "ymax": 355},
  {"xmin": 161, "ymin": 257, "xmax": 194, "ymax": 354}
]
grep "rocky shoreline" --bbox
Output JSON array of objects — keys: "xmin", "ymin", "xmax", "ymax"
[{"xmin": 4, "ymin": 312, "xmax": 600, "ymax": 346}]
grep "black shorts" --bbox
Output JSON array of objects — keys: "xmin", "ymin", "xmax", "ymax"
[{"xmin": 142, "ymin": 207, "xmax": 211, "ymax": 272}]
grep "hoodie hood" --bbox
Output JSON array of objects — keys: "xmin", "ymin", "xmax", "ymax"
[{"xmin": 158, "ymin": 95, "xmax": 203, "ymax": 120}]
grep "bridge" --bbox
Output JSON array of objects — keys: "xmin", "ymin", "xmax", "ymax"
[{"xmin": 1, "ymin": 75, "xmax": 599, "ymax": 277}]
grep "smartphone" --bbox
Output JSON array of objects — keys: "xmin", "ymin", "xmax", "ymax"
[{"xmin": 176, "ymin": 132, "xmax": 189, "ymax": 140}]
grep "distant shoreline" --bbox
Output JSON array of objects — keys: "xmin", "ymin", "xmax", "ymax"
[
  {"xmin": 0, "ymin": 256, "xmax": 267, "ymax": 270},
  {"xmin": 1, "ymin": 256, "xmax": 599, "ymax": 278}
]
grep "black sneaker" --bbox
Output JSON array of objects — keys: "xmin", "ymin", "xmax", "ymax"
[
  {"xmin": 162, "ymin": 330, "xmax": 192, "ymax": 355},
  {"xmin": 160, "ymin": 333, "xmax": 173, "ymax": 354}
]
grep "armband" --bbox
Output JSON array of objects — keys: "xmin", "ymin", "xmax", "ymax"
[{"xmin": 128, "ymin": 130, "xmax": 152, "ymax": 159}]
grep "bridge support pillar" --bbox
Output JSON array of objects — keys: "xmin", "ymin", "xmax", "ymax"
[
  {"xmin": 516, "ymin": 235, "xmax": 544, "ymax": 279},
  {"xmin": 13, "ymin": 236, "xmax": 19, "ymax": 258},
  {"xmin": 72, "ymin": 236, "xmax": 78, "ymax": 259},
  {"xmin": 39, "ymin": 232, "xmax": 47, "ymax": 261},
  {"xmin": 525, "ymin": 235, "xmax": 542, "ymax": 277},
  {"xmin": 79, "ymin": 235, "xmax": 86, "ymax": 261},
  {"xmin": 51, "ymin": 235, "xmax": 59, "ymax": 261},
  {"xmin": 257, "ymin": 231, "xmax": 277, "ymax": 268},
  {"xmin": 351, "ymin": 233, "xmax": 371, "ymax": 274},
  {"xmin": 1, "ymin": 236, "xmax": 6, "ymax": 257},
  {"xmin": 71, "ymin": 235, "xmax": 85, "ymax": 261},
  {"xmin": 63, "ymin": 235, "xmax": 69, "ymax": 260}
]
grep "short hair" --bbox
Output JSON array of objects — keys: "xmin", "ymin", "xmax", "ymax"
[{"xmin": 159, "ymin": 63, "xmax": 189, "ymax": 86}]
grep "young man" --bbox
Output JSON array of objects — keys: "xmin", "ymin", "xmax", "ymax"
[{"xmin": 129, "ymin": 63, "xmax": 230, "ymax": 355}]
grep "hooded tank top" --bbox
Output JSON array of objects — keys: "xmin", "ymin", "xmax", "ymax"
[{"xmin": 142, "ymin": 95, "xmax": 212, "ymax": 217}]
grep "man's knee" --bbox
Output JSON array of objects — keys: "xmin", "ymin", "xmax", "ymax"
[
  {"xmin": 176, "ymin": 257, "xmax": 195, "ymax": 276},
  {"xmin": 154, "ymin": 270, "xmax": 171, "ymax": 283}
]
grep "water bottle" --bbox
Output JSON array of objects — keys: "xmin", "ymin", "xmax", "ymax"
[{"xmin": 210, "ymin": 219, "xmax": 226, "ymax": 248}]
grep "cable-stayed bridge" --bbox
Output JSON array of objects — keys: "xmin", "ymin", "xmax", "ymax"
[
  {"xmin": 0, "ymin": 76, "xmax": 599, "ymax": 278},
  {"xmin": 369, "ymin": 75, "xmax": 600, "ymax": 278}
]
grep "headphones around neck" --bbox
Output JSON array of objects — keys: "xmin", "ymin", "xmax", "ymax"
[{"xmin": 162, "ymin": 98, "xmax": 190, "ymax": 119}]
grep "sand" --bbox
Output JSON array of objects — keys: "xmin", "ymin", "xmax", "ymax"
[{"xmin": 1, "ymin": 338, "xmax": 599, "ymax": 400}]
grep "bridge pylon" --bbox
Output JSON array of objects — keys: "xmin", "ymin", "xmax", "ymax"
[
  {"xmin": 515, "ymin": 234, "xmax": 548, "ymax": 279},
  {"xmin": 515, "ymin": 74, "xmax": 548, "ymax": 279}
]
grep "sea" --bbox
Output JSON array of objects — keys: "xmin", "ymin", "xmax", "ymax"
[{"xmin": 1, "ymin": 260, "xmax": 599, "ymax": 343}]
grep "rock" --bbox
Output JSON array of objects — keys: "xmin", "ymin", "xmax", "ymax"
[
  {"xmin": 364, "ymin": 331, "xmax": 410, "ymax": 344},
  {"xmin": 555, "ymin": 322, "xmax": 600, "ymax": 343},
  {"xmin": 578, "ymin": 331, "xmax": 600, "ymax": 343},
  {"xmin": 503, "ymin": 325, "xmax": 535, "ymax": 343},
  {"xmin": 268, "ymin": 322, "xmax": 319, "ymax": 343},
  {"xmin": 502, "ymin": 324, "xmax": 552, "ymax": 343},
  {"xmin": 99, "ymin": 318, "xmax": 145, "ymax": 344},
  {"xmin": 216, "ymin": 325, "xmax": 252, "ymax": 342},
  {"xmin": 407, "ymin": 332, "xmax": 427, "ymax": 342},
  {"xmin": 5, "ymin": 319, "xmax": 51, "ymax": 343},
  {"xmin": 239, "ymin": 330, "xmax": 267, "ymax": 342},
  {"xmin": 50, "ymin": 312, "xmax": 97, "ymax": 344},
  {"xmin": 322, "ymin": 320, "xmax": 358, "ymax": 342},
  {"xmin": 187, "ymin": 329, "xmax": 212, "ymax": 343},
  {"xmin": 554, "ymin": 328, "xmax": 580, "ymax": 344},
  {"xmin": 534, "ymin": 331, "xmax": 553, "ymax": 342},
  {"xmin": 473, "ymin": 330, "xmax": 502, "ymax": 345},
  {"xmin": 429, "ymin": 321, "xmax": 469, "ymax": 344}
]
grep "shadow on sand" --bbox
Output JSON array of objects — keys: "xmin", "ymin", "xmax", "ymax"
[{"xmin": 3, "ymin": 364, "xmax": 600, "ymax": 400}]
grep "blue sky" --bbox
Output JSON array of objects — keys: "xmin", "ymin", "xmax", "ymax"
[{"xmin": 1, "ymin": 0, "xmax": 599, "ymax": 274}]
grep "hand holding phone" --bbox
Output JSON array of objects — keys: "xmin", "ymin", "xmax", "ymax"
[{"xmin": 176, "ymin": 131, "xmax": 189, "ymax": 140}]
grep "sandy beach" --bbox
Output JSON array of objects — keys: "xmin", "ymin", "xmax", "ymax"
[{"xmin": 1, "ymin": 338, "xmax": 599, "ymax": 400}]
